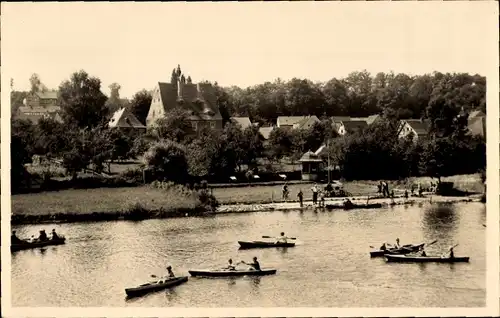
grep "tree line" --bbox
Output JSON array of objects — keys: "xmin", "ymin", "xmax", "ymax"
[{"xmin": 11, "ymin": 68, "xmax": 486, "ymax": 192}]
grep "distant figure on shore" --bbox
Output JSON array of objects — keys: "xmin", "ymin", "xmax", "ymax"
[
  {"xmin": 282, "ymin": 183, "xmax": 289, "ymax": 201},
  {"xmin": 297, "ymin": 189, "xmax": 304, "ymax": 207},
  {"xmin": 11, "ymin": 231, "xmax": 22, "ymax": 244},
  {"xmin": 378, "ymin": 182, "xmax": 383, "ymax": 195},
  {"xmin": 319, "ymin": 190, "xmax": 325, "ymax": 207},
  {"xmin": 325, "ymin": 182, "xmax": 333, "ymax": 197},
  {"xmin": 39, "ymin": 230, "xmax": 48, "ymax": 242},
  {"xmin": 167, "ymin": 266, "xmax": 175, "ymax": 278},
  {"xmin": 311, "ymin": 184, "xmax": 319, "ymax": 205},
  {"xmin": 51, "ymin": 229, "xmax": 60, "ymax": 240},
  {"xmin": 242, "ymin": 257, "xmax": 261, "ymax": 271},
  {"xmin": 404, "ymin": 190, "xmax": 409, "ymax": 199}
]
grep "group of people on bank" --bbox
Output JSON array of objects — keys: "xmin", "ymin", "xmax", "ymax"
[{"xmin": 11, "ymin": 229, "xmax": 61, "ymax": 244}]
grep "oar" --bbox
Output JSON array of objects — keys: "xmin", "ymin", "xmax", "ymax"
[{"xmin": 262, "ymin": 235, "xmax": 297, "ymax": 240}]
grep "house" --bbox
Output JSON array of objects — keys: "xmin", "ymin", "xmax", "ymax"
[
  {"xmin": 468, "ymin": 116, "xmax": 486, "ymax": 137},
  {"xmin": 468, "ymin": 110, "xmax": 485, "ymax": 119},
  {"xmin": 146, "ymin": 76, "xmax": 223, "ymax": 131},
  {"xmin": 230, "ymin": 117, "xmax": 253, "ymax": 130},
  {"xmin": 16, "ymin": 91, "xmax": 62, "ymax": 123},
  {"xmin": 276, "ymin": 115, "xmax": 320, "ymax": 130},
  {"xmin": 108, "ymin": 107, "xmax": 146, "ymax": 132},
  {"xmin": 258, "ymin": 126, "xmax": 274, "ymax": 146},
  {"xmin": 342, "ymin": 120, "xmax": 368, "ymax": 134},
  {"xmin": 397, "ymin": 119, "xmax": 430, "ymax": 141}
]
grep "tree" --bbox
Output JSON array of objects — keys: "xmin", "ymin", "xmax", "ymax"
[
  {"xmin": 58, "ymin": 70, "xmax": 108, "ymax": 129},
  {"xmin": 11, "ymin": 90, "xmax": 28, "ymax": 115},
  {"xmin": 267, "ymin": 127, "xmax": 294, "ymax": 162},
  {"xmin": 143, "ymin": 140, "xmax": 189, "ymax": 183},
  {"xmin": 241, "ymin": 125, "xmax": 264, "ymax": 166},
  {"xmin": 29, "ymin": 73, "xmax": 47, "ymax": 93},
  {"xmin": 150, "ymin": 107, "xmax": 194, "ymax": 143},
  {"xmin": 11, "ymin": 119, "xmax": 36, "ymax": 190},
  {"xmin": 106, "ymin": 83, "xmax": 123, "ymax": 114},
  {"xmin": 128, "ymin": 89, "xmax": 152, "ymax": 124},
  {"xmin": 33, "ymin": 117, "xmax": 67, "ymax": 158}
]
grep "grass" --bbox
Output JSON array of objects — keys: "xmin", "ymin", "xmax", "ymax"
[{"xmin": 11, "ymin": 185, "xmax": 200, "ymax": 217}]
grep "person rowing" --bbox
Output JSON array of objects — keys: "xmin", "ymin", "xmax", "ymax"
[
  {"xmin": 419, "ymin": 246, "xmax": 427, "ymax": 257},
  {"xmin": 395, "ymin": 238, "xmax": 401, "ymax": 248},
  {"xmin": 166, "ymin": 266, "xmax": 175, "ymax": 278},
  {"xmin": 51, "ymin": 229, "xmax": 60, "ymax": 240},
  {"xmin": 379, "ymin": 242, "xmax": 388, "ymax": 251},
  {"xmin": 224, "ymin": 258, "xmax": 237, "ymax": 271},
  {"xmin": 39, "ymin": 230, "xmax": 48, "ymax": 242},
  {"xmin": 242, "ymin": 257, "xmax": 261, "ymax": 271},
  {"xmin": 275, "ymin": 232, "xmax": 288, "ymax": 244},
  {"xmin": 448, "ymin": 246, "xmax": 455, "ymax": 259}
]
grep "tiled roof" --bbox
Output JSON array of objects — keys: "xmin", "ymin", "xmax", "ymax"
[
  {"xmin": 35, "ymin": 91, "xmax": 58, "ymax": 99},
  {"xmin": 342, "ymin": 120, "xmax": 368, "ymax": 131},
  {"xmin": 108, "ymin": 107, "xmax": 146, "ymax": 129},
  {"xmin": 331, "ymin": 116, "xmax": 351, "ymax": 123},
  {"xmin": 405, "ymin": 119, "xmax": 429, "ymax": 136},
  {"xmin": 299, "ymin": 150, "xmax": 323, "ymax": 162},
  {"xmin": 258, "ymin": 126, "xmax": 274, "ymax": 140},
  {"xmin": 18, "ymin": 105, "xmax": 61, "ymax": 113},
  {"xmin": 157, "ymin": 82, "xmax": 222, "ymax": 121},
  {"xmin": 230, "ymin": 117, "xmax": 252, "ymax": 130}
]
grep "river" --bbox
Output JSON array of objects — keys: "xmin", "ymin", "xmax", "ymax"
[{"xmin": 11, "ymin": 202, "xmax": 486, "ymax": 307}]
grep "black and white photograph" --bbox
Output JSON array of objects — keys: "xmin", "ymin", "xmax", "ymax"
[{"xmin": 1, "ymin": 1, "xmax": 499, "ymax": 317}]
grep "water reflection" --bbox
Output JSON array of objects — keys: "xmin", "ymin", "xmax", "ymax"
[{"xmin": 422, "ymin": 204, "xmax": 459, "ymax": 240}]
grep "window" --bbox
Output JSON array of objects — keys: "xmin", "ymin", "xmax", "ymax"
[
  {"xmin": 192, "ymin": 121, "xmax": 198, "ymax": 131},
  {"xmin": 210, "ymin": 121, "xmax": 215, "ymax": 129}
]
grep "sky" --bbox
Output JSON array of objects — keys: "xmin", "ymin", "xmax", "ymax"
[{"xmin": 2, "ymin": 2, "xmax": 498, "ymax": 98}]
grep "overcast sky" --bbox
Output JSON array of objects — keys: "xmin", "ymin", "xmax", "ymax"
[{"xmin": 2, "ymin": 2, "xmax": 497, "ymax": 98}]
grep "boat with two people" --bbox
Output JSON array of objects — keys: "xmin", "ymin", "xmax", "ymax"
[
  {"xmin": 125, "ymin": 265, "xmax": 188, "ymax": 298},
  {"xmin": 189, "ymin": 257, "xmax": 277, "ymax": 278},
  {"xmin": 238, "ymin": 232, "xmax": 296, "ymax": 249},
  {"xmin": 11, "ymin": 229, "xmax": 66, "ymax": 252},
  {"xmin": 369, "ymin": 238, "xmax": 437, "ymax": 257},
  {"xmin": 385, "ymin": 244, "xmax": 469, "ymax": 263}
]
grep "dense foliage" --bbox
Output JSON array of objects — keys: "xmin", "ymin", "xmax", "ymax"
[{"xmin": 11, "ymin": 68, "xmax": 486, "ymax": 192}]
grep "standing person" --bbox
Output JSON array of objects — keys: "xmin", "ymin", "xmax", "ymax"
[
  {"xmin": 311, "ymin": 183, "xmax": 318, "ymax": 205},
  {"xmin": 297, "ymin": 189, "xmax": 304, "ymax": 208},
  {"xmin": 282, "ymin": 183, "xmax": 289, "ymax": 201},
  {"xmin": 319, "ymin": 190, "xmax": 326, "ymax": 207},
  {"xmin": 404, "ymin": 189, "xmax": 409, "ymax": 199},
  {"xmin": 378, "ymin": 182, "xmax": 383, "ymax": 195}
]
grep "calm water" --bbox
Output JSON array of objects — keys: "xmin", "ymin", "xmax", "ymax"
[{"xmin": 11, "ymin": 202, "xmax": 486, "ymax": 307}]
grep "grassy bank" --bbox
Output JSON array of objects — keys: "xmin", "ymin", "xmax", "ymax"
[
  {"xmin": 11, "ymin": 185, "xmax": 213, "ymax": 225},
  {"xmin": 11, "ymin": 173, "xmax": 482, "ymax": 225}
]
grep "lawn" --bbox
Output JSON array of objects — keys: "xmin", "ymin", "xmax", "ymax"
[{"xmin": 11, "ymin": 186, "xmax": 199, "ymax": 216}]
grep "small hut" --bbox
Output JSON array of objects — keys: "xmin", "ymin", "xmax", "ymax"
[{"xmin": 299, "ymin": 151, "xmax": 324, "ymax": 181}]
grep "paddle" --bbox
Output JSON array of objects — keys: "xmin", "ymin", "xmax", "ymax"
[
  {"xmin": 262, "ymin": 235, "xmax": 297, "ymax": 240},
  {"xmin": 440, "ymin": 244, "xmax": 459, "ymax": 258}
]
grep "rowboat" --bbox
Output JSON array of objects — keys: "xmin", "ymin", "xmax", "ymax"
[
  {"xmin": 370, "ymin": 243, "xmax": 424, "ymax": 257},
  {"xmin": 125, "ymin": 276, "xmax": 188, "ymax": 297},
  {"xmin": 189, "ymin": 268, "xmax": 277, "ymax": 277},
  {"xmin": 325, "ymin": 203, "xmax": 383, "ymax": 210},
  {"xmin": 385, "ymin": 254, "xmax": 470, "ymax": 263},
  {"xmin": 238, "ymin": 241, "xmax": 295, "ymax": 249},
  {"xmin": 11, "ymin": 237, "xmax": 66, "ymax": 252}
]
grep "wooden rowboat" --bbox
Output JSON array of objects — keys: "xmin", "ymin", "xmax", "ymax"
[
  {"xmin": 238, "ymin": 241, "xmax": 295, "ymax": 249},
  {"xmin": 385, "ymin": 254, "xmax": 470, "ymax": 263},
  {"xmin": 189, "ymin": 268, "xmax": 277, "ymax": 277},
  {"xmin": 370, "ymin": 243, "xmax": 424, "ymax": 257},
  {"xmin": 11, "ymin": 237, "xmax": 66, "ymax": 252},
  {"xmin": 125, "ymin": 276, "xmax": 188, "ymax": 297}
]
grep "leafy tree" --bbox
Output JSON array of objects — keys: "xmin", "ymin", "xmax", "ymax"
[
  {"xmin": 267, "ymin": 127, "xmax": 294, "ymax": 162},
  {"xmin": 150, "ymin": 107, "xmax": 194, "ymax": 143},
  {"xmin": 33, "ymin": 117, "xmax": 67, "ymax": 158},
  {"xmin": 11, "ymin": 119, "xmax": 36, "ymax": 190},
  {"xmin": 10, "ymin": 90, "xmax": 28, "ymax": 115},
  {"xmin": 58, "ymin": 70, "xmax": 108, "ymax": 129},
  {"xmin": 241, "ymin": 125, "xmax": 265, "ymax": 166},
  {"xmin": 106, "ymin": 83, "xmax": 123, "ymax": 114},
  {"xmin": 143, "ymin": 140, "xmax": 189, "ymax": 183},
  {"xmin": 29, "ymin": 73, "xmax": 48, "ymax": 93},
  {"xmin": 128, "ymin": 89, "xmax": 152, "ymax": 124}
]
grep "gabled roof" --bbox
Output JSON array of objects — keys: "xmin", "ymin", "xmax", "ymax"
[
  {"xmin": 342, "ymin": 120, "xmax": 368, "ymax": 131},
  {"xmin": 108, "ymin": 107, "xmax": 146, "ymax": 129},
  {"xmin": 34, "ymin": 91, "xmax": 58, "ymax": 99},
  {"xmin": 157, "ymin": 82, "xmax": 222, "ymax": 121},
  {"xmin": 277, "ymin": 116, "xmax": 308, "ymax": 126},
  {"xmin": 366, "ymin": 114, "xmax": 381, "ymax": 125},
  {"xmin": 468, "ymin": 116, "xmax": 486, "ymax": 137},
  {"xmin": 258, "ymin": 126, "xmax": 274, "ymax": 140},
  {"xmin": 331, "ymin": 116, "xmax": 351, "ymax": 123},
  {"xmin": 230, "ymin": 117, "xmax": 252, "ymax": 130},
  {"xmin": 296, "ymin": 115, "xmax": 320, "ymax": 129},
  {"xmin": 468, "ymin": 110, "xmax": 485, "ymax": 119},
  {"xmin": 299, "ymin": 150, "xmax": 323, "ymax": 162},
  {"xmin": 402, "ymin": 119, "xmax": 430, "ymax": 136}
]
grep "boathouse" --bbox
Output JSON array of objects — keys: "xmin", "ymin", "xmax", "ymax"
[{"xmin": 298, "ymin": 151, "xmax": 324, "ymax": 181}]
